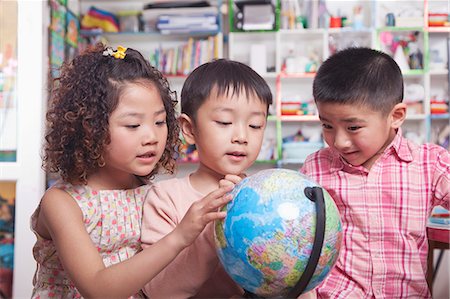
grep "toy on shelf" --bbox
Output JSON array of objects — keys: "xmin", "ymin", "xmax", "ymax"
[
  {"xmin": 379, "ymin": 31, "xmax": 424, "ymax": 71},
  {"xmin": 282, "ymin": 46, "xmax": 320, "ymax": 74},
  {"xmin": 351, "ymin": 5, "xmax": 364, "ymax": 29},
  {"xmin": 81, "ymin": 6, "xmax": 120, "ymax": 33},
  {"xmin": 280, "ymin": 0, "xmax": 306, "ymax": 29}
]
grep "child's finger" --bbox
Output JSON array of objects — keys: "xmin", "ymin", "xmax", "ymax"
[
  {"xmin": 193, "ymin": 186, "xmax": 232, "ymax": 213},
  {"xmin": 204, "ymin": 194, "xmax": 232, "ymax": 211},
  {"xmin": 203, "ymin": 210, "xmax": 227, "ymax": 222},
  {"xmin": 219, "ymin": 179, "xmax": 234, "ymax": 188},
  {"xmin": 203, "ymin": 184, "xmax": 233, "ymax": 201},
  {"xmin": 224, "ymin": 174, "xmax": 243, "ymax": 184}
]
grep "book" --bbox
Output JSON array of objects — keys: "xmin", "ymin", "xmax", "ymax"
[
  {"xmin": 157, "ymin": 14, "xmax": 217, "ymax": 26},
  {"xmin": 428, "ymin": 206, "xmax": 450, "ymax": 230},
  {"xmin": 159, "ymin": 24, "xmax": 218, "ymax": 35}
]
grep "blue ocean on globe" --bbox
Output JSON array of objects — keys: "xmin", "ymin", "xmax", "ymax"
[{"xmin": 215, "ymin": 168, "xmax": 342, "ymax": 297}]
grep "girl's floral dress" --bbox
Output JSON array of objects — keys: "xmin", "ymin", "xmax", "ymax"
[{"xmin": 31, "ymin": 181, "xmax": 149, "ymax": 298}]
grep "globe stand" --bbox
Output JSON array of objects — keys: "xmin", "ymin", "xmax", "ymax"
[{"xmin": 243, "ymin": 186, "xmax": 326, "ymax": 299}]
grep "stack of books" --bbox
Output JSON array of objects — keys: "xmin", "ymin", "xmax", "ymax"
[
  {"xmin": 139, "ymin": 4, "xmax": 219, "ymax": 35},
  {"xmin": 428, "ymin": 206, "xmax": 450, "ymax": 229},
  {"xmin": 156, "ymin": 8, "xmax": 218, "ymax": 34}
]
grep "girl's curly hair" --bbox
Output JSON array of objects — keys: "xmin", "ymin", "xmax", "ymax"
[{"xmin": 43, "ymin": 43, "xmax": 180, "ymax": 184}]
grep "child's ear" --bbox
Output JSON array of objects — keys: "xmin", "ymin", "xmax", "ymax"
[
  {"xmin": 390, "ymin": 103, "xmax": 407, "ymax": 129},
  {"xmin": 179, "ymin": 113, "xmax": 196, "ymax": 145}
]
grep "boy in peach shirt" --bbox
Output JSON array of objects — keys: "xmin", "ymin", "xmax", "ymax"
[
  {"xmin": 141, "ymin": 59, "xmax": 272, "ymax": 298},
  {"xmin": 142, "ymin": 59, "xmax": 316, "ymax": 298}
]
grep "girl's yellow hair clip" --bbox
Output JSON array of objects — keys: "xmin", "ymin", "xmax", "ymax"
[
  {"xmin": 103, "ymin": 45, "xmax": 127, "ymax": 59},
  {"xmin": 113, "ymin": 46, "xmax": 127, "ymax": 59}
]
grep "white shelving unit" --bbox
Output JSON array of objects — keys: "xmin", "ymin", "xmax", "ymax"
[
  {"xmin": 79, "ymin": 0, "xmax": 224, "ymax": 103},
  {"xmin": 228, "ymin": 31, "xmax": 278, "ymax": 76},
  {"xmin": 428, "ymin": 30, "xmax": 450, "ymax": 148},
  {"xmin": 227, "ymin": 0, "xmax": 449, "ymax": 164}
]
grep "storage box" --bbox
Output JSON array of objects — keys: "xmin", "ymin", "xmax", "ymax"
[{"xmin": 282, "ymin": 142, "xmax": 323, "ymax": 160}]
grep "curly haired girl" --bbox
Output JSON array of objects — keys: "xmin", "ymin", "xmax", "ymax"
[{"xmin": 31, "ymin": 43, "xmax": 234, "ymax": 298}]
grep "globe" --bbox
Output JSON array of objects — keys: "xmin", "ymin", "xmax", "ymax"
[{"xmin": 214, "ymin": 168, "xmax": 342, "ymax": 298}]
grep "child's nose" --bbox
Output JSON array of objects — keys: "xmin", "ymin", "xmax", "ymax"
[
  {"xmin": 142, "ymin": 127, "xmax": 158, "ymax": 145},
  {"xmin": 232, "ymin": 124, "xmax": 248, "ymax": 144},
  {"xmin": 334, "ymin": 131, "xmax": 351, "ymax": 150}
]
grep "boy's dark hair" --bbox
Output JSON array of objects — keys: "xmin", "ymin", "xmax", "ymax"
[
  {"xmin": 43, "ymin": 43, "xmax": 180, "ymax": 184},
  {"xmin": 181, "ymin": 59, "xmax": 273, "ymax": 120},
  {"xmin": 313, "ymin": 47, "xmax": 404, "ymax": 115}
]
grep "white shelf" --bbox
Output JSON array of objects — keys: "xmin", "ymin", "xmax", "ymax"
[
  {"xmin": 99, "ymin": 31, "xmax": 222, "ymax": 40},
  {"xmin": 79, "ymin": 0, "xmax": 222, "ymax": 13},
  {"xmin": 431, "ymin": 113, "xmax": 450, "ymax": 120},
  {"xmin": 280, "ymin": 115, "xmax": 319, "ymax": 122},
  {"xmin": 405, "ymin": 114, "xmax": 428, "ymax": 120},
  {"xmin": 226, "ymin": 1, "xmax": 449, "ymax": 162},
  {"xmin": 429, "ymin": 69, "xmax": 449, "ymax": 76}
]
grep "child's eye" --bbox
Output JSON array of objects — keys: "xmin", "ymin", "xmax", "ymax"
[
  {"xmin": 321, "ymin": 123, "xmax": 332, "ymax": 129},
  {"xmin": 250, "ymin": 124, "xmax": 263, "ymax": 129},
  {"xmin": 216, "ymin": 121, "xmax": 231, "ymax": 126},
  {"xmin": 156, "ymin": 120, "xmax": 167, "ymax": 126},
  {"xmin": 348, "ymin": 126, "xmax": 361, "ymax": 131},
  {"xmin": 126, "ymin": 125, "xmax": 140, "ymax": 129}
]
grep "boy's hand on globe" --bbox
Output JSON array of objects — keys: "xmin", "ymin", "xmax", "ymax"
[{"xmin": 174, "ymin": 184, "xmax": 234, "ymax": 249}]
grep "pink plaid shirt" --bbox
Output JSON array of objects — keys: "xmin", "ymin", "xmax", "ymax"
[{"xmin": 300, "ymin": 129, "xmax": 449, "ymax": 299}]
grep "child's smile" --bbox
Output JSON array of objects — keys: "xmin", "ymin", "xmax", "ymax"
[{"xmin": 317, "ymin": 102, "xmax": 397, "ymax": 170}]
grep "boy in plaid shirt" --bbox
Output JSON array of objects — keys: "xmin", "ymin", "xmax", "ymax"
[{"xmin": 301, "ymin": 47, "xmax": 449, "ymax": 298}]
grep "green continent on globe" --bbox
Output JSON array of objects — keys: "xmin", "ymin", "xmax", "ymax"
[{"xmin": 215, "ymin": 220, "xmax": 227, "ymax": 249}]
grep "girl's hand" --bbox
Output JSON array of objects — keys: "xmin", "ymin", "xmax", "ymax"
[{"xmin": 173, "ymin": 184, "xmax": 234, "ymax": 249}]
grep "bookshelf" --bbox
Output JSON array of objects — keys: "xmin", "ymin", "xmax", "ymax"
[
  {"xmin": 79, "ymin": 0, "xmax": 224, "ymax": 79},
  {"xmin": 228, "ymin": 0, "xmax": 449, "ymax": 165}
]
